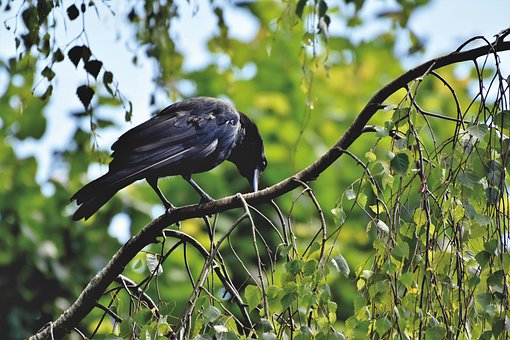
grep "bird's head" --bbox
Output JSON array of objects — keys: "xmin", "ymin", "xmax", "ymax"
[{"xmin": 229, "ymin": 112, "xmax": 267, "ymax": 192}]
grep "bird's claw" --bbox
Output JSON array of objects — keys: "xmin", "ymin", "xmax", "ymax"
[{"xmin": 163, "ymin": 205, "xmax": 181, "ymax": 228}]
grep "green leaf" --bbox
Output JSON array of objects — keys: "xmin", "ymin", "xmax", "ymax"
[
  {"xmin": 345, "ymin": 188, "xmax": 356, "ymax": 200},
  {"xmin": 399, "ymin": 223, "xmax": 415, "ymax": 238},
  {"xmin": 103, "ymin": 70, "xmax": 113, "ymax": 84},
  {"xmin": 331, "ymin": 254, "xmax": 350, "ymax": 278},
  {"xmin": 375, "ymin": 316, "xmax": 392, "ymax": 337},
  {"xmin": 280, "ymin": 290, "xmax": 298, "ymax": 310},
  {"xmin": 331, "ymin": 207, "xmax": 346, "ymax": 226},
  {"xmin": 457, "ymin": 171, "xmax": 477, "ymax": 189},
  {"xmin": 203, "ymin": 305, "xmax": 221, "ymax": 323},
  {"xmin": 484, "ymin": 239, "xmax": 499, "ymax": 254},
  {"xmin": 365, "ymin": 151, "xmax": 377, "ymax": 161},
  {"xmin": 413, "ymin": 208, "xmax": 427, "ymax": 227},
  {"xmin": 466, "ymin": 124, "xmax": 489, "ymax": 141},
  {"xmin": 392, "ymin": 240, "xmax": 409, "ymax": 260},
  {"xmin": 303, "ymin": 259, "xmax": 318, "ymax": 276},
  {"xmin": 425, "ymin": 326, "xmax": 446, "ymax": 339},
  {"xmin": 261, "ymin": 333, "xmax": 277, "ymax": 340},
  {"xmin": 374, "ymin": 125, "xmax": 388, "ymax": 137},
  {"xmin": 259, "ymin": 318, "xmax": 274, "ymax": 332},
  {"xmin": 266, "ymin": 285, "xmax": 281, "ymax": 310},
  {"xmin": 244, "ymin": 285, "xmax": 261, "ymax": 311},
  {"xmin": 486, "ymin": 187, "xmax": 500, "ymax": 204},
  {"xmin": 452, "ymin": 205, "xmax": 464, "ymax": 224},
  {"xmin": 475, "ymin": 250, "xmax": 491, "ymax": 269},
  {"xmin": 390, "ymin": 153, "xmax": 409, "ymax": 174},
  {"xmin": 399, "ymin": 272, "xmax": 414, "ymax": 289},
  {"xmin": 392, "ymin": 107, "xmax": 410, "ymax": 122},
  {"xmin": 494, "ymin": 110, "xmax": 510, "ymax": 130},
  {"xmin": 285, "ymin": 259, "xmax": 303, "ymax": 276},
  {"xmin": 41, "ymin": 66, "xmax": 55, "ymax": 80},
  {"xmin": 52, "ymin": 48, "xmax": 65, "ymax": 64}
]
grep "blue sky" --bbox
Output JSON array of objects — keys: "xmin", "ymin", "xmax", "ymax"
[{"xmin": 1, "ymin": 0, "xmax": 509, "ymax": 241}]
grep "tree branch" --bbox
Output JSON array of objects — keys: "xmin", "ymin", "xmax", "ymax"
[{"xmin": 30, "ymin": 30, "xmax": 510, "ymax": 340}]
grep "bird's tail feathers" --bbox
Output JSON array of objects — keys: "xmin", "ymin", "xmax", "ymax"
[{"xmin": 69, "ymin": 172, "xmax": 132, "ymax": 221}]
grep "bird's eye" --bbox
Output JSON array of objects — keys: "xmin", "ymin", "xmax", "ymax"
[{"xmin": 228, "ymin": 119, "xmax": 236, "ymax": 125}]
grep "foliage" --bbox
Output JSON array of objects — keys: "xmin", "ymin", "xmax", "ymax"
[{"xmin": 2, "ymin": 0, "xmax": 510, "ymax": 339}]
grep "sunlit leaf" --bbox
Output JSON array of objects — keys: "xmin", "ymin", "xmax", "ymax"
[
  {"xmin": 331, "ymin": 255, "xmax": 350, "ymax": 278},
  {"xmin": 466, "ymin": 124, "xmax": 489, "ymax": 141},
  {"xmin": 203, "ymin": 305, "xmax": 221, "ymax": 323},
  {"xmin": 375, "ymin": 220, "xmax": 389, "ymax": 234},
  {"xmin": 244, "ymin": 285, "xmax": 261, "ymax": 311},
  {"xmin": 146, "ymin": 253, "xmax": 163, "ymax": 276}
]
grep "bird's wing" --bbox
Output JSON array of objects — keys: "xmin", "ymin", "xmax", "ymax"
[{"xmin": 107, "ymin": 100, "xmax": 240, "ymax": 184}]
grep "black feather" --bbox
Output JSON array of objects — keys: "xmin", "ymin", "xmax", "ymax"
[{"xmin": 69, "ymin": 97, "xmax": 267, "ymax": 220}]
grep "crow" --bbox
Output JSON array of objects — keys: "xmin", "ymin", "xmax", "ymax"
[{"xmin": 69, "ymin": 97, "xmax": 267, "ymax": 220}]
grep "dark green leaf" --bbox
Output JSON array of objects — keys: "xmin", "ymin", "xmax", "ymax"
[
  {"xmin": 68, "ymin": 46, "xmax": 82, "ymax": 67},
  {"xmin": 466, "ymin": 124, "xmax": 489, "ymax": 141},
  {"xmin": 303, "ymin": 259, "xmax": 318, "ymax": 276},
  {"xmin": 494, "ymin": 110, "xmax": 510, "ymax": 130},
  {"xmin": 486, "ymin": 187, "xmax": 500, "ymax": 204},
  {"xmin": 40, "ymin": 84, "xmax": 53, "ymax": 100},
  {"xmin": 84, "ymin": 59, "xmax": 103, "ymax": 78},
  {"xmin": 331, "ymin": 255, "xmax": 349, "ymax": 278},
  {"xmin": 392, "ymin": 107, "xmax": 410, "ymax": 122},
  {"xmin": 318, "ymin": 0, "xmax": 328, "ymax": 17},
  {"xmin": 259, "ymin": 318, "xmax": 273, "ymax": 332},
  {"xmin": 484, "ymin": 239, "xmax": 499, "ymax": 254},
  {"xmin": 457, "ymin": 171, "xmax": 477, "ymax": 189},
  {"xmin": 296, "ymin": 0, "xmax": 307, "ymax": 18},
  {"xmin": 76, "ymin": 84, "xmax": 94, "ymax": 108},
  {"xmin": 67, "ymin": 4, "xmax": 79, "ymax": 20},
  {"xmin": 41, "ymin": 66, "xmax": 55, "ymax": 80},
  {"xmin": 475, "ymin": 250, "xmax": 490, "ymax": 269},
  {"xmin": 103, "ymin": 70, "xmax": 113, "ymax": 84},
  {"xmin": 390, "ymin": 153, "xmax": 409, "ymax": 174},
  {"xmin": 53, "ymin": 48, "xmax": 64, "ymax": 62},
  {"xmin": 392, "ymin": 241, "xmax": 409, "ymax": 260},
  {"xmin": 285, "ymin": 259, "xmax": 303, "ymax": 276},
  {"xmin": 375, "ymin": 316, "xmax": 392, "ymax": 337},
  {"xmin": 81, "ymin": 45, "xmax": 92, "ymax": 62},
  {"xmin": 37, "ymin": 0, "xmax": 52, "ymax": 24},
  {"xmin": 425, "ymin": 326, "xmax": 446, "ymax": 339}
]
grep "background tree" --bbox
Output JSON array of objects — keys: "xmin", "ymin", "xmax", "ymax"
[{"xmin": 1, "ymin": 0, "xmax": 510, "ymax": 339}]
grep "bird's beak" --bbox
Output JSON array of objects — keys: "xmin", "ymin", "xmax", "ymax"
[{"xmin": 251, "ymin": 168, "xmax": 260, "ymax": 192}]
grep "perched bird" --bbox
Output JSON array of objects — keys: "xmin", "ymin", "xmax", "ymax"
[{"xmin": 69, "ymin": 97, "xmax": 267, "ymax": 220}]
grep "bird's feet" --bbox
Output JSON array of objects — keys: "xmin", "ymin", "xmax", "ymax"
[{"xmin": 163, "ymin": 202, "xmax": 181, "ymax": 229}]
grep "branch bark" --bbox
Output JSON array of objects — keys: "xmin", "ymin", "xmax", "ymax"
[{"xmin": 30, "ymin": 30, "xmax": 510, "ymax": 339}]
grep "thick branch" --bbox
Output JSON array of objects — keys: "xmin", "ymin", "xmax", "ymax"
[{"xmin": 30, "ymin": 31, "xmax": 510, "ymax": 340}]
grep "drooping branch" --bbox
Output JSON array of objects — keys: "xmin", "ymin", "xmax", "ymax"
[{"xmin": 30, "ymin": 29, "xmax": 510, "ymax": 340}]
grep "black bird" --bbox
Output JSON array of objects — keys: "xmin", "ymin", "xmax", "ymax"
[{"xmin": 69, "ymin": 97, "xmax": 267, "ymax": 220}]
